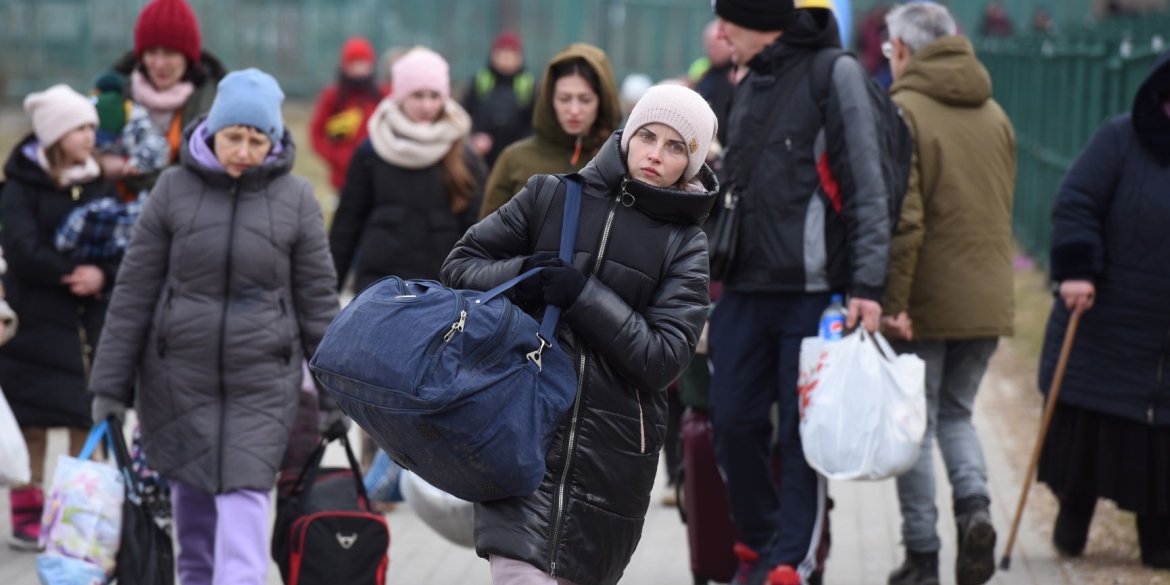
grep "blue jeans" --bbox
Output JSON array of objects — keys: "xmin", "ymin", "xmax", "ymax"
[{"xmin": 891, "ymin": 338, "xmax": 998, "ymax": 553}]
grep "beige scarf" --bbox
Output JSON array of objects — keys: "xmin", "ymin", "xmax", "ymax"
[
  {"xmin": 36, "ymin": 147, "xmax": 101, "ymax": 188},
  {"xmin": 366, "ymin": 98, "xmax": 472, "ymax": 169}
]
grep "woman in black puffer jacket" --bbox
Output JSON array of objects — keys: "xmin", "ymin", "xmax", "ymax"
[{"xmin": 442, "ymin": 86, "xmax": 718, "ymax": 585}]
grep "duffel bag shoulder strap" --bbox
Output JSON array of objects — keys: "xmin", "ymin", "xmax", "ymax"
[{"xmin": 473, "ymin": 177, "xmax": 584, "ymax": 370}]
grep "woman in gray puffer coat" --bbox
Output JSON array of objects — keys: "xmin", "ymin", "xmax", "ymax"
[{"xmin": 88, "ymin": 69, "xmax": 339, "ymax": 585}]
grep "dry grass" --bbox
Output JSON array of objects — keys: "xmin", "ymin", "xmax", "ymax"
[{"xmin": 994, "ymin": 260, "xmax": 1167, "ymax": 585}]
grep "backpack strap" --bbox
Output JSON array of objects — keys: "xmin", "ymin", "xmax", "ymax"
[
  {"xmin": 528, "ymin": 174, "xmax": 562, "ymax": 247},
  {"xmin": 810, "ymin": 48, "xmax": 848, "ymax": 117},
  {"xmin": 514, "ymin": 72, "xmax": 536, "ymax": 108}
]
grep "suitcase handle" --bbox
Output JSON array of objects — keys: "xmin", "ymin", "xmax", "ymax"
[{"xmin": 285, "ymin": 433, "xmax": 372, "ymax": 511}]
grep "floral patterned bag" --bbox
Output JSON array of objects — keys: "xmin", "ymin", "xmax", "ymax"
[{"xmin": 37, "ymin": 420, "xmax": 124, "ymax": 580}]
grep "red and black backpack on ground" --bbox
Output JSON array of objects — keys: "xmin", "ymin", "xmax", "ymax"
[{"xmin": 273, "ymin": 432, "xmax": 390, "ymax": 584}]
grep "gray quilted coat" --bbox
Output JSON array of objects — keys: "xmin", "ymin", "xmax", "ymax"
[{"xmin": 89, "ymin": 118, "xmax": 339, "ymax": 493}]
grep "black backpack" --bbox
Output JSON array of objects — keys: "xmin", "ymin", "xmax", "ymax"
[
  {"xmin": 811, "ymin": 48, "xmax": 914, "ymax": 232},
  {"xmin": 272, "ymin": 433, "xmax": 390, "ymax": 585}
]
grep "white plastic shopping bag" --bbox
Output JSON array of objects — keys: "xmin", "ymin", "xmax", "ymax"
[
  {"xmin": 400, "ymin": 470, "xmax": 475, "ymax": 548},
  {"xmin": 38, "ymin": 420, "xmax": 124, "ymax": 581},
  {"xmin": 798, "ymin": 329, "xmax": 926, "ymax": 481},
  {"xmin": 0, "ymin": 387, "xmax": 30, "ymax": 486}
]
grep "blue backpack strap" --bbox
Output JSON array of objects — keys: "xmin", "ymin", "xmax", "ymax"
[{"xmin": 474, "ymin": 176, "xmax": 582, "ymax": 308}]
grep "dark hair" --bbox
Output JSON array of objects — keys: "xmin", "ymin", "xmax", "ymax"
[
  {"xmin": 44, "ymin": 138, "xmax": 103, "ymax": 187},
  {"xmin": 547, "ymin": 57, "xmax": 610, "ymax": 139}
]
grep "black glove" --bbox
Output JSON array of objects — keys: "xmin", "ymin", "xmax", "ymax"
[
  {"xmin": 515, "ymin": 251, "xmax": 557, "ymax": 306},
  {"xmin": 538, "ymin": 258, "xmax": 588, "ymax": 309}
]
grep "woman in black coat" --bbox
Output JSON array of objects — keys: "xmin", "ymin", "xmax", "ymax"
[
  {"xmin": 1037, "ymin": 50, "xmax": 1170, "ymax": 569},
  {"xmin": 329, "ymin": 48, "xmax": 485, "ymax": 292},
  {"xmin": 442, "ymin": 86, "xmax": 718, "ymax": 585},
  {"xmin": 0, "ymin": 85, "xmax": 120, "ymax": 550}
]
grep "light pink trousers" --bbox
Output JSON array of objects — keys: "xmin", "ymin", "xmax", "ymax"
[{"xmin": 490, "ymin": 556, "xmax": 581, "ymax": 585}]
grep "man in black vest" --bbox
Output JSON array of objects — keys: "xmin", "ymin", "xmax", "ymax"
[{"xmin": 707, "ymin": 1, "xmax": 891, "ymax": 584}]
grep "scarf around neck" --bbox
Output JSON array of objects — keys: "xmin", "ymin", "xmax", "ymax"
[
  {"xmin": 132, "ymin": 69, "xmax": 196, "ymax": 128},
  {"xmin": 366, "ymin": 98, "xmax": 472, "ymax": 169}
]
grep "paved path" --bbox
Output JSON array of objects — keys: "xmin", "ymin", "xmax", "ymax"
[{"xmin": 0, "ymin": 355, "xmax": 1074, "ymax": 584}]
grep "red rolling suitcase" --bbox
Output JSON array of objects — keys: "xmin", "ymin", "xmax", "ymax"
[{"xmin": 678, "ymin": 409, "xmax": 831, "ymax": 585}]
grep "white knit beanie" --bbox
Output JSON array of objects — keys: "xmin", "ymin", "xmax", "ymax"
[
  {"xmin": 23, "ymin": 84, "xmax": 99, "ymax": 148},
  {"xmin": 620, "ymin": 85, "xmax": 718, "ymax": 181}
]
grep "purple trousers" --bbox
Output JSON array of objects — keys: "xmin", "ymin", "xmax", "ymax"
[{"xmin": 171, "ymin": 481, "xmax": 271, "ymax": 585}]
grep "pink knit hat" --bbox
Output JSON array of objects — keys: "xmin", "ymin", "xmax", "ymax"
[
  {"xmin": 23, "ymin": 84, "xmax": 99, "ymax": 148},
  {"xmin": 621, "ymin": 85, "xmax": 718, "ymax": 181},
  {"xmin": 391, "ymin": 48, "xmax": 451, "ymax": 104}
]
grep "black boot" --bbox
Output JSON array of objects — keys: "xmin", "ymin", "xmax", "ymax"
[
  {"xmin": 1052, "ymin": 495, "xmax": 1095, "ymax": 557},
  {"xmin": 955, "ymin": 496, "xmax": 996, "ymax": 585},
  {"xmin": 888, "ymin": 550, "xmax": 940, "ymax": 585},
  {"xmin": 1138, "ymin": 514, "xmax": 1170, "ymax": 569}
]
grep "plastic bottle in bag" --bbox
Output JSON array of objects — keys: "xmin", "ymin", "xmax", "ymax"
[{"xmin": 819, "ymin": 295, "xmax": 847, "ymax": 341}]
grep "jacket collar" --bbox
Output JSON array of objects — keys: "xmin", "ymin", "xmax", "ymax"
[
  {"xmin": 179, "ymin": 114, "xmax": 297, "ymax": 190},
  {"xmin": 577, "ymin": 131, "xmax": 719, "ymax": 226}
]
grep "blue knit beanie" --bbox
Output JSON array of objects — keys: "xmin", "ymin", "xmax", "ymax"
[{"xmin": 206, "ymin": 69, "xmax": 285, "ymax": 144}]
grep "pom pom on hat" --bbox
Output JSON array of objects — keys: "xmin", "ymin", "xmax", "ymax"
[
  {"xmin": 134, "ymin": 0, "xmax": 202, "ymax": 63},
  {"xmin": 23, "ymin": 84, "xmax": 100, "ymax": 148},
  {"xmin": 206, "ymin": 69, "xmax": 286, "ymax": 145},
  {"xmin": 621, "ymin": 85, "xmax": 718, "ymax": 181}
]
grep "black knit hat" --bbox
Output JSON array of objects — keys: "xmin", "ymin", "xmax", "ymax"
[{"xmin": 712, "ymin": 0, "xmax": 796, "ymax": 31}]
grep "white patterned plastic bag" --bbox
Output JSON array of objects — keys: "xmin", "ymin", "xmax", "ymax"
[
  {"xmin": 798, "ymin": 330, "xmax": 926, "ymax": 481},
  {"xmin": 400, "ymin": 471, "xmax": 475, "ymax": 548},
  {"xmin": 0, "ymin": 388, "xmax": 30, "ymax": 486},
  {"xmin": 38, "ymin": 421, "xmax": 124, "ymax": 579}
]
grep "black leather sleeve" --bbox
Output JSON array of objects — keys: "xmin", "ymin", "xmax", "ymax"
[
  {"xmin": 440, "ymin": 175, "xmax": 541, "ymax": 292},
  {"xmin": 562, "ymin": 228, "xmax": 710, "ymax": 392}
]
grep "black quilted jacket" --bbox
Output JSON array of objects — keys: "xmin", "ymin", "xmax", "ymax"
[{"xmin": 442, "ymin": 131, "xmax": 717, "ymax": 585}]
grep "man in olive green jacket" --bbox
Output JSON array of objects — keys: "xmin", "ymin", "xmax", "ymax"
[{"xmin": 880, "ymin": 4, "xmax": 1016, "ymax": 585}]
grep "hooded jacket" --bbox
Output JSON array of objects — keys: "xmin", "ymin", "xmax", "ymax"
[
  {"xmin": 722, "ymin": 9, "xmax": 890, "ymax": 300},
  {"xmin": 443, "ymin": 131, "xmax": 717, "ymax": 585},
  {"xmin": 478, "ymin": 44, "xmax": 622, "ymax": 220},
  {"xmin": 1039, "ymin": 50, "xmax": 1170, "ymax": 426},
  {"xmin": 309, "ymin": 75, "xmax": 390, "ymax": 190},
  {"xmin": 88, "ymin": 117, "xmax": 340, "ymax": 493},
  {"xmin": 0, "ymin": 136, "xmax": 121, "ymax": 429},
  {"xmin": 882, "ymin": 36, "xmax": 1016, "ymax": 340}
]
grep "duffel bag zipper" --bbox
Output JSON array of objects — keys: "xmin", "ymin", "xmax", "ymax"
[
  {"xmin": 459, "ymin": 304, "xmax": 516, "ymax": 377},
  {"xmin": 549, "ymin": 192, "xmax": 621, "ymax": 576},
  {"xmin": 411, "ymin": 291, "xmax": 468, "ymax": 391}
]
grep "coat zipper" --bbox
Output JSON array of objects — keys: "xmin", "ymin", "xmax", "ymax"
[
  {"xmin": 548, "ymin": 193, "xmax": 621, "ymax": 576},
  {"xmin": 77, "ymin": 307, "xmax": 92, "ymax": 388},
  {"xmin": 1151, "ymin": 327, "xmax": 1170, "ymax": 424},
  {"xmin": 634, "ymin": 388, "xmax": 646, "ymax": 454},
  {"xmin": 217, "ymin": 182, "xmax": 241, "ymax": 491}
]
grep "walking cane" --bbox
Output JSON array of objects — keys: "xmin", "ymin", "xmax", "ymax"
[{"xmin": 1000, "ymin": 310, "xmax": 1082, "ymax": 570}]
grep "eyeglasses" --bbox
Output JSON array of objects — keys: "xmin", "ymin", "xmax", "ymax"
[{"xmin": 882, "ymin": 41, "xmax": 894, "ymax": 60}]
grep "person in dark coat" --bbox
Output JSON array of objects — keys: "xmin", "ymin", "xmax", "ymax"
[
  {"xmin": 88, "ymin": 70, "xmax": 341, "ymax": 584},
  {"xmin": 0, "ymin": 85, "xmax": 119, "ymax": 551},
  {"xmin": 109, "ymin": 0, "xmax": 227, "ymax": 197},
  {"xmin": 330, "ymin": 48, "xmax": 486, "ymax": 292},
  {"xmin": 443, "ymin": 85, "xmax": 719, "ymax": 585},
  {"xmin": 462, "ymin": 32, "xmax": 537, "ymax": 167},
  {"xmin": 1036, "ymin": 50, "xmax": 1170, "ymax": 570}
]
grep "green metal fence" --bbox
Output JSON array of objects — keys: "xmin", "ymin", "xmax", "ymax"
[
  {"xmin": 0, "ymin": 0, "xmax": 714, "ymax": 99},
  {"xmin": 978, "ymin": 26, "xmax": 1163, "ymax": 264}
]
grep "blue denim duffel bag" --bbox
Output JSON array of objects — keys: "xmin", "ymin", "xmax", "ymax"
[{"xmin": 310, "ymin": 178, "xmax": 582, "ymax": 502}]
